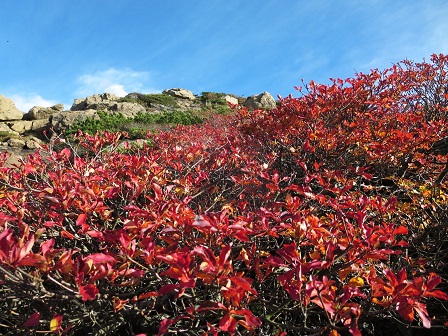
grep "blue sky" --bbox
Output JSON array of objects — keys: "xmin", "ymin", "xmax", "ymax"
[{"xmin": 1, "ymin": 0, "xmax": 447, "ymax": 112}]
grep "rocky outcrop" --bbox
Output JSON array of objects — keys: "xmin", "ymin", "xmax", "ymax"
[
  {"xmin": 0, "ymin": 94, "xmax": 23, "ymax": 121},
  {"xmin": 0, "ymin": 123, "xmax": 16, "ymax": 134},
  {"xmin": 162, "ymin": 88, "xmax": 196, "ymax": 100},
  {"xmin": 24, "ymin": 104, "xmax": 64, "ymax": 120},
  {"xmin": 224, "ymin": 95, "xmax": 239, "ymax": 105},
  {"xmin": 4, "ymin": 136, "xmax": 42, "ymax": 149},
  {"xmin": 7, "ymin": 119, "xmax": 49, "ymax": 133},
  {"xmin": 108, "ymin": 102, "xmax": 145, "ymax": 117},
  {"xmin": 51, "ymin": 109, "xmax": 99, "ymax": 132},
  {"xmin": 0, "ymin": 88, "xmax": 245, "ymax": 150},
  {"xmin": 7, "ymin": 138, "xmax": 26, "ymax": 149},
  {"xmin": 71, "ymin": 93, "xmax": 120, "ymax": 111},
  {"xmin": 25, "ymin": 136, "xmax": 43, "ymax": 149},
  {"xmin": 70, "ymin": 93, "xmax": 145, "ymax": 118},
  {"xmin": 243, "ymin": 92, "xmax": 276, "ymax": 110}
]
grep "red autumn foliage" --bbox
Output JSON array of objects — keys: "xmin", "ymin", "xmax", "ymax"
[{"xmin": 1, "ymin": 54, "xmax": 448, "ymax": 335}]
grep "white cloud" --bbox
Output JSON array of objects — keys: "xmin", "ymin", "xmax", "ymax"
[
  {"xmin": 76, "ymin": 68, "xmax": 159, "ymax": 98},
  {"xmin": 104, "ymin": 84, "xmax": 127, "ymax": 97},
  {"xmin": 10, "ymin": 94, "xmax": 58, "ymax": 112}
]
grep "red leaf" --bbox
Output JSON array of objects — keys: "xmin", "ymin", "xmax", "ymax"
[
  {"xmin": 414, "ymin": 301, "xmax": 431, "ymax": 328},
  {"xmin": 40, "ymin": 238, "xmax": 55, "ymax": 257},
  {"xmin": 0, "ymin": 228, "xmax": 14, "ymax": 261},
  {"xmin": 86, "ymin": 230, "xmax": 104, "ymax": 239},
  {"xmin": 79, "ymin": 284, "xmax": 99, "ymax": 301},
  {"xmin": 425, "ymin": 289, "xmax": 448, "ymax": 300},
  {"xmin": 152, "ymin": 182, "xmax": 163, "ymax": 200},
  {"xmin": 138, "ymin": 292, "xmax": 159, "ymax": 300},
  {"xmin": 157, "ymin": 316, "xmax": 188, "ymax": 336},
  {"xmin": 395, "ymin": 297, "xmax": 414, "ymax": 322},
  {"xmin": 397, "ymin": 268, "xmax": 407, "ymax": 284},
  {"xmin": 158, "ymin": 283, "xmax": 179, "ymax": 295},
  {"xmin": 232, "ymin": 309, "xmax": 262, "ymax": 329},
  {"xmin": 119, "ymin": 268, "xmax": 145, "ymax": 278},
  {"xmin": 24, "ymin": 162, "xmax": 37, "ymax": 174},
  {"xmin": 426, "ymin": 273, "xmax": 442, "ymax": 291},
  {"xmin": 105, "ymin": 186, "xmax": 120, "ymax": 198},
  {"xmin": 230, "ymin": 276, "xmax": 258, "ymax": 295},
  {"xmin": 310, "ymin": 296, "xmax": 336, "ymax": 317},
  {"xmin": 383, "ymin": 268, "xmax": 399, "ymax": 287},
  {"xmin": 196, "ymin": 301, "xmax": 227, "ymax": 312},
  {"xmin": 157, "ymin": 318, "xmax": 175, "ymax": 336},
  {"xmin": 193, "ymin": 245, "xmax": 217, "ymax": 272},
  {"xmin": 393, "ymin": 226, "xmax": 408, "ymax": 235},
  {"xmin": 192, "ymin": 215, "xmax": 216, "ymax": 232},
  {"xmin": 218, "ymin": 244, "xmax": 233, "ymax": 271},
  {"xmin": 19, "ymin": 236, "xmax": 35, "ymax": 261},
  {"xmin": 84, "ymin": 253, "xmax": 116, "ymax": 264},
  {"xmin": 219, "ymin": 313, "xmax": 237, "ymax": 333},
  {"xmin": 60, "ymin": 147, "xmax": 71, "ymax": 158},
  {"xmin": 23, "ymin": 312, "xmax": 41, "ymax": 327},
  {"xmin": 76, "ymin": 213, "xmax": 89, "ymax": 230},
  {"xmin": 0, "ymin": 213, "xmax": 17, "ymax": 224},
  {"xmin": 206, "ymin": 322, "xmax": 219, "ymax": 336},
  {"xmin": 113, "ymin": 297, "xmax": 129, "ymax": 312}
]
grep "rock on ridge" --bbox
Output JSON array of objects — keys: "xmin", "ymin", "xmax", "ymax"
[
  {"xmin": 0, "ymin": 94, "xmax": 23, "ymax": 121},
  {"xmin": 224, "ymin": 95, "xmax": 239, "ymax": 105},
  {"xmin": 162, "ymin": 88, "xmax": 196, "ymax": 100},
  {"xmin": 243, "ymin": 92, "xmax": 276, "ymax": 110},
  {"xmin": 24, "ymin": 104, "xmax": 64, "ymax": 120},
  {"xmin": 51, "ymin": 109, "xmax": 99, "ymax": 132},
  {"xmin": 71, "ymin": 93, "xmax": 120, "ymax": 111}
]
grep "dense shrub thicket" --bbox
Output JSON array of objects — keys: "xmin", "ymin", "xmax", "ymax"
[
  {"xmin": 1, "ymin": 54, "xmax": 448, "ymax": 335},
  {"xmin": 118, "ymin": 93, "xmax": 179, "ymax": 108},
  {"xmin": 65, "ymin": 110, "xmax": 206, "ymax": 139}
]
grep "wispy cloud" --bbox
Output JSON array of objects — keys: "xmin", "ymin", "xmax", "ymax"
[
  {"xmin": 10, "ymin": 94, "xmax": 58, "ymax": 112},
  {"xmin": 420, "ymin": 4, "xmax": 448, "ymax": 55},
  {"xmin": 344, "ymin": 1, "xmax": 448, "ymax": 74},
  {"xmin": 76, "ymin": 68, "xmax": 159, "ymax": 98}
]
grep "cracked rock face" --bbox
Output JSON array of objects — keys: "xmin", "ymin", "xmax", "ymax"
[
  {"xmin": 0, "ymin": 94, "xmax": 23, "ymax": 121},
  {"xmin": 71, "ymin": 93, "xmax": 121, "ymax": 111},
  {"xmin": 243, "ymin": 92, "xmax": 276, "ymax": 109},
  {"xmin": 162, "ymin": 88, "xmax": 196, "ymax": 100},
  {"xmin": 25, "ymin": 104, "xmax": 64, "ymax": 120}
]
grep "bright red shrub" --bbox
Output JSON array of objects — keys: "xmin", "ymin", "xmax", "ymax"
[{"xmin": 1, "ymin": 54, "xmax": 448, "ymax": 335}]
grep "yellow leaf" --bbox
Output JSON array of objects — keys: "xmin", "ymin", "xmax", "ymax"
[
  {"xmin": 329, "ymin": 329, "xmax": 341, "ymax": 336},
  {"xmin": 258, "ymin": 250, "xmax": 270, "ymax": 257},
  {"xmin": 422, "ymin": 189, "xmax": 431, "ymax": 198},
  {"xmin": 174, "ymin": 186, "xmax": 184, "ymax": 196},
  {"xmin": 347, "ymin": 276, "xmax": 365, "ymax": 287},
  {"xmin": 50, "ymin": 314, "xmax": 62, "ymax": 332},
  {"xmin": 85, "ymin": 259, "xmax": 94, "ymax": 272},
  {"xmin": 338, "ymin": 268, "xmax": 351, "ymax": 281}
]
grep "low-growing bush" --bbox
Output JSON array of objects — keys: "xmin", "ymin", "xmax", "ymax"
[
  {"xmin": 200, "ymin": 92, "xmax": 242, "ymax": 114},
  {"xmin": 65, "ymin": 110, "xmax": 205, "ymax": 138},
  {"xmin": 200, "ymin": 91, "xmax": 229, "ymax": 104},
  {"xmin": 132, "ymin": 110, "xmax": 204, "ymax": 126},
  {"xmin": 1, "ymin": 54, "xmax": 448, "ymax": 335},
  {"xmin": 64, "ymin": 111, "xmax": 128, "ymax": 136},
  {"xmin": 0, "ymin": 131, "xmax": 20, "ymax": 143},
  {"xmin": 200, "ymin": 92, "xmax": 242, "ymax": 104},
  {"xmin": 118, "ymin": 93, "xmax": 178, "ymax": 108}
]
